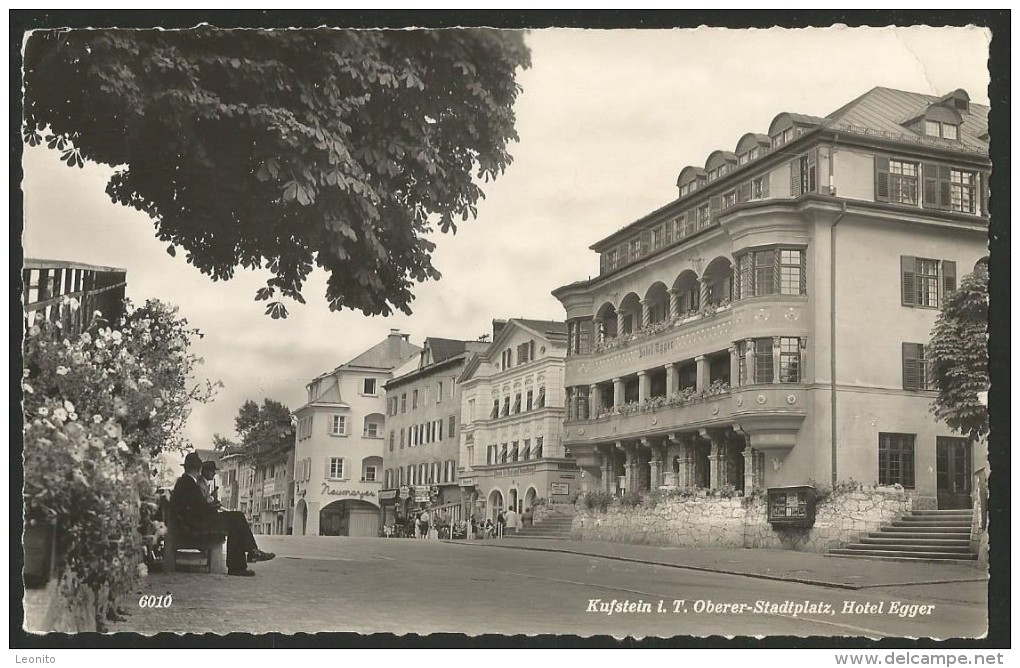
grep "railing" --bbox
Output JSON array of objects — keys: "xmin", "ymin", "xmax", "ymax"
[
  {"xmin": 835, "ymin": 123, "xmax": 988, "ymax": 156},
  {"xmin": 23, "ymin": 258, "xmax": 127, "ymax": 336},
  {"xmin": 587, "ymin": 380, "xmax": 731, "ymax": 420},
  {"xmin": 592, "ymin": 302, "xmax": 731, "ymax": 354}
]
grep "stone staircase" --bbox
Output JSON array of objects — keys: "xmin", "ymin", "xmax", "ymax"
[
  {"xmin": 828, "ymin": 509, "xmax": 977, "ymax": 562},
  {"xmin": 505, "ymin": 510, "xmax": 575, "ymax": 540}
]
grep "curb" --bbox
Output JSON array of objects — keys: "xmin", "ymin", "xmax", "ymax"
[{"xmin": 441, "ymin": 540, "xmax": 987, "ymax": 592}]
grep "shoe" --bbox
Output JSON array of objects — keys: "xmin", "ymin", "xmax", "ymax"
[
  {"xmin": 248, "ymin": 549, "xmax": 276, "ymax": 562},
  {"xmin": 228, "ymin": 569, "xmax": 256, "ymax": 577}
]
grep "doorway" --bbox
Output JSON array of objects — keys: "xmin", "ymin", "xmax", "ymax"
[{"xmin": 936, "ymin": 437, "xmax": 972, "ymax": 509}]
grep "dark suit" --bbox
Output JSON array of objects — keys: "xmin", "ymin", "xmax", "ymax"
[{"xmin": 171, "ymin": 473, "xmax": 258, "ymax": 573}]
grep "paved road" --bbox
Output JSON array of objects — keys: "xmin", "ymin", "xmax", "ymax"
[{"xmin": 114, "ymin": 536, "xmax": 987, "ymax": 638}]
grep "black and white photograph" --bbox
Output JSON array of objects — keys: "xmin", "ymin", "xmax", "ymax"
[{"xmin": 14, "ymin": 12, "xmax": 1006, "ymax": 651}]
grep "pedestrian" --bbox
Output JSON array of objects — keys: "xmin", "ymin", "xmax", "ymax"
[
  {"xmin": 414, "ymin": 513, "xmax": 422, "ymax": 539},
  {"xmin": 420, "ymin": 508, "xmax": 432, "ymax": 540},
  {"xmin": 505, "ymin": 506, "xmax": 520, "ymax": 533},
  {"xmin": 496, "ymin": 510, "xmax": 506, "ymax": 539}
]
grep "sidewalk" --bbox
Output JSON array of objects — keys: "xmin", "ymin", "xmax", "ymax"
[{"xmin": 444, "ymin": 537, "xmax": 988, "ymax": 590}]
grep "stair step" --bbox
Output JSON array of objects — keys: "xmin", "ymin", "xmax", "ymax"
[
  {"xmin": 910, "ymin": 509, "xmax": 973, "ymax": 516},
  {"xmin": 829, "ymin": 548, "xmax": 976, "ymax": 560},
  {"xmin": 860, "ymin": 536, "xmax": 972, "ymax": 547},
  {"xmin": 846, "ymin": 543, "xmax": 974, "ymax": 554},
  {"xmin": 880, "ymin": 524, "xmax": 970, "ymax": 533},
  {"xmin": 890, "ymin": 520, "xmax": 972, "ymax": 528},
  {"xmin": 825, "ymin": 553, "xmax": 976, "ymax": 564}
]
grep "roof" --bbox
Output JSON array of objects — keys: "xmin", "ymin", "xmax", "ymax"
[
  {"xmin": 343, "ymin": 335, "xmax": 422, "ymax": 370},
  {"xmin": 425, "ymin": 337, "xmax": 474, "ymax": 364},
  {"xmin": 824, "ymin": 86, "xmax": 989, "ymax": 154},
  {"xmin": 513, "ymin": 319, "xmax": 568, "ymax": 338},
  {"xmin": 588, "ymin": 86, "xmax": 989, "ymax": 252}
]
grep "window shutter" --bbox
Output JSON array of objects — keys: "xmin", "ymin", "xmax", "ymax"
[
  {"xmin": 530, "ymin": 340, "xmax": 536, "ymax": 360},
  {"xmin": 807, "ymin": 150, "xmax": 818, "ymax": 193},
  {"xmin": 942, "ymin": 260, "xmax": 957, "ymax": 295},
  {"xmin": 738, "ymin": 182, "xmax": 751, "ymax": 202},
  {"xmin": 790, "ymin": 160, "xmax": 801, "ymax": 197},
  {"xmin": 773, "ymin": 248, "xmax": 782, "ymax": 294},
  {"xmin": 902, "ymin": 343, "xmax": 920, "ymax": 390},
  {"xmin": 980, "ymin": 172, "xmax": 989, "ymax": 216},
  {"xmin": 709, "ymin": 196, "xmax": 722, "ymax": 223},
  {"xmin": 901, "ymin": 256, "xmax": 917, "ymax": 306},
  {"xmin": 800, "ymin": 250, "xmax": 807, "ymax": 295},
  {"xmin": 618, "ymin": 242, "xmax": 629, "ymax": 266},
  {"xmin": 639, "ymin": 230, "xmax": 651, "ymax": 257},
  {"xmin": 324, "ymin": 457, "xmax": 332, "ymax": 479},
  {"xmin": 921, "ymin": 162, "xmax": 939, "ymax": 209},
  {"xmin": 937, "ymin": 164, "xmax": 952, "ymax": 210},
  {"xmin": 762, "ymin": 172, "xmax": 771, "ymax": 198},
  {"xmin": 874, "ymin": 156, "xmax": 890, "ymax": 202}
]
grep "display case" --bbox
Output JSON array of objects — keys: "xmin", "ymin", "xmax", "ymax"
[{"xmin": 767, "ymin": 485, "xmax": 816, "ymax": 527}]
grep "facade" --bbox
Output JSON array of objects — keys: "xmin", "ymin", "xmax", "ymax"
[
  {"xmin": 457, "ymin": 319, "xmax": 577, "ymax": 521},
  {"xmin": 215, "ymin": 447, "xmax": 248, "ymax": 512},
  {"xmin": 292, "ymin": 330, "xmax": 420, "ymax": 536},
  {"xmin": 552, "ymin": 87, "xmax": 989, "ymax": 510},
  {"xmin": 379, "ymin": 337, "xmax": 490, "ymax": 528},
  {"xmin": 23, "ymin": 258, "xmax": 127, "ymax": 335},
  {"xmin": 250, "ymin": 427, "xmax": 296, "ymax": 535}
]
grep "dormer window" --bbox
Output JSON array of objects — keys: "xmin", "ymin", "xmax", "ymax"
[{"xmin": 925, "ymin": 120, "xmax": 959, "ymax": 140}]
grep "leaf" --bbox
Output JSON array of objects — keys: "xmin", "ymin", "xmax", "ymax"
[
  {"xmin": 254, "ymin": 287, "xmax": 274, "ymax": 301},
  {"xmin": 166, "ymin": 245, "xmax": 176, "ymax": 257}
]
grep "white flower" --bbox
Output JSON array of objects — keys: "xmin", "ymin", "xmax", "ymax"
[
  {"xmin": 117, "ymin": 441, "xmax": 129, "ymax": 453},
  {"xmin": 22, "ymin": 383, "xmax": 33, "ymax": 395},
  {"xmin": 23, "ymin": 369, "xmax": 30, "ymax": 379},
  {"xmin": 138, "ymin": 377, "xmax": 153, "ymax": 388},
  {"xmin": 94, "ymin": 310, "xmax": 102, "ymax": 317},
  {"xmin": 68, "ymin": 412, "xmax": 78, "ymax": 421},
  {"xmin": 94, "ymin": 339, "xmax": 105, "ymax": 349},
  {"xmin": 92, "ymin": 414, "xmax": 103, "ymax": 424},
  {"xmin": 55, "ymin": 366, "xmax": 69, "ymax": 376},
  {"xmin": 104, "ymin": 421, "xmax": 122, "ymax": 439},
  {"xmin": 149, "ymin": 408, "xmax": 157, "ymax": 418},
  {"xmin": 80, "ymin": 332, "xmax": 92, "ymax": 345},
  {"xmin": 111, "ymin": 330, "xmax": 123, "ymax": 342},
  {"xmin": 28, "ymin": 325, "xmax": 40, "ymax": 336},
  {"xmin": 37, "ymin": 407, "xmax": 49, "ymax": 417},
  {"xmin": 52, "ymin": 407, "xmax": 68, "ymax": 422},
  {"xmin": 69, "ymin": 297, "xmax": 80, "ymax": 309},
  {"xmin": 153, "ymin": 398, "xmax": 164, "ymax": 408},
  {"xmin": 136, "ymin": 563, "xmax": 148, "ymax": 578},
  {"xmin": 71, "ymin": 352, "xmax": 85, "ymax": 364},
  {"xmin": 63, "ymin": 400, "xmax": 75, "ymax": 413}
]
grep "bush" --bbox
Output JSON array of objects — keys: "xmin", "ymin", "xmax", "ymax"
[
  {"xmin": 22, "ymin": 300, "xmax": 217, "ymax": 628},
  {"xmin": 618, "ymin": 491, "xmax": 643, "ymax": 508},
  {"xmin": 581, "ymin": 491, "xmax": 614, "ymax": 513}
]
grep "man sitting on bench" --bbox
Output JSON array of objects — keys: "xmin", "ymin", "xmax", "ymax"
[{"xmin": 171, "ymin": 452, "xmax": 275, "ymax": 576}]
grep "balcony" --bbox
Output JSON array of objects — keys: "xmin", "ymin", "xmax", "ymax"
[{"xmin": 563, "ymin": 385, "xmax": 806, "ymax": 451}]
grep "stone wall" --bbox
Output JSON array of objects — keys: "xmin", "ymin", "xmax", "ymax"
[{"xmin": 571, "ymin": 487, "xmax": 913, "ymax": 553}]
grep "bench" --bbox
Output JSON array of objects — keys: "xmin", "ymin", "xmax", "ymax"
[{"xmin": 161, "ymin": 501, "xmax": 227, "ymax": 574}]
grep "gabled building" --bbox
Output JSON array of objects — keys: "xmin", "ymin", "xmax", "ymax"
[
  {"xmin": 292, "ymin": 330, "xmax": 420, "ymax": 536},
  {"xmin": 379, "ymin": 337, "xmax": 490, "ymax": 528},
  {"xmin": 457, "ymin": 318, "xmax": 576, "ymax": 522},
  {"xmin": 250, "ymin": 426, "xmax": 296, "ymax": 535},
  {"xmin": 552, "ymin": 87, "xmax": 989, "ymax": 509}
]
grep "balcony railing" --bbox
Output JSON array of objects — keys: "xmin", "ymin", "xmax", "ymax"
[
  {"xmin": 23, "ymin": 259, "xmax": 127, "ymax": 336},
  {"xmin": 563, "ymin": 385, "xmax": 806, "ymax": 446},
  {"xmin": 585, "ymin": 380, "xmax": 731, "ymax": 421},
  {"xmin": 592, "ymin": 301, "xmax": 731, "ymax": 355}
]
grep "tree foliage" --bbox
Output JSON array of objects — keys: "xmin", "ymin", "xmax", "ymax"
[
  {"xmin": 23, "ymin": 28, "xmax": 531, "ymax": 317},
  {"xmin": 234, "ymin": 397, "xmax": 292, "ymax": 448},
  {"xmin": 927, "ymin": 263, "xmax": 989, "ymax": 441}
]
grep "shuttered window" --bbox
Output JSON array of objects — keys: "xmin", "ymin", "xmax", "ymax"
[
  {"xmin": 327, "ymin": 457, "xmax": 345, "ymax": 480},
  {"xmin": 949, "ymin": 169, "xmax": 977, "ymax": 213},
  {"xmin": 791, "ymin": 151, "xmax": 817, "ymax": 196},
  {"xmin": 901, "ymin": 256, "xmax": 951, "ymax": 308},
  {"xmin": 902, "ymin": 343, "xmax": 934, "ymax": 391},
  {"xmin": 735, "ymin": 248, "xmax": 805, "ymax": 299},
  {"xmin": 753, "ymin": 338, "xmax": 774, "ymax": 384}
]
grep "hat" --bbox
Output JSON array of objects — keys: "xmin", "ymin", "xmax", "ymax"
[
  {"xmin": 182, "ymin": 452, "xmax": 203, "ymax": 470},
  {"xmin": 201, "ymin": 460, "xmax": 218, "ymax": 472}
]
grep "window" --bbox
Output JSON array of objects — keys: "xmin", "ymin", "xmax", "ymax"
[
  {"xmin": 363, "ymin": 378, "xmax": 377, "ymax": 395},
  {"xmin": 424, "ymin": 385, "xmax": 429, "ymax": 405},
  {"xmin": 949, "ymin": 170, "xmax": 977, "ymax": 214},
  {"xmin": 915, "ymin": 258, "xmax": 939, "ymax": 307},
  {"xmin": 466, "ymin": 446, "xmax": 474, "ymax": 467},
  {"xmin": 779, "ymin": 249, "xmax": 805, "ymax": 295},
  {"xmin": 448, "ymin": 415, "xmax": 456, "ymax": 439},
  {"xmin": 796, "ymin": 154, "xmax": 816, "ymax": 194},
  {"xmin": 750, "ymin": 175, "xmax": 768, "ymax": 200},
  {"xmin": 491, "ymin": 399, "xmax": 500, "ymax": 419},
  {"xmin": 753, "ymin": 338, "xmax": 773, "ymax": 384},
  {"xmin": 537, "ymin": 387, "xmax": 546, "ymax": 408},
  {"xmin": 330, "ymin": 415, "xmax": 347, "ymax": 436},
  {"xmin": 604, "ymin": 249, "xmax": 619, "ymax": 272},
  {"xmin": 400, "ymin": 429, "xmax": 405, "ymax": 449},
  {"xmin": 902, "ymin": 343, "xmax": 935, "ymax": 391},
  {"xmin": 628, "ymin": 238, "xmax": 642, "ymax": 261},
  {"xmin": 534, "ymin": 437, "xmax": 543, "ymax": 459},
  {"xmin": 753, "ymin": 249, "xmax": 776, "ymax": 297},
  {"xmin": 879, "ymin": 433, "xmax": 915, "ymax": 488},
  {"xmin": 723, "ymin": 190, "xmax": 737, "ymax": 208},
  {"xmin": 517, "ymin": 342, "xmax": 532, "ymax": 365},
  {"xmin": 523, "ymin": 439, "xmax": 531, "ymax": 460},
  {"xmin": 412, "ymin": 390, "xmax": 418, "ymax": 409},
  {"xmin": 502, "ymin": 396, "xmax": 510, "ymax": 417},
  {"xmin": 437, "ymin": 381, "xmax": 443, "ymax": 403},
  {"xmin": 512, "ymin": 393, "xmax": 522, "ymax": 414},
  {"xmin": 364, "ymin": 466, "xmax": 377, "ymax": 483},
  {"xmin": 500, "ymin": 444, "xmax": 508, "ymax": 464},
  {"xmin": 652, "ymin": 226, "xmax": 665, "ymax": 249},
  {"xmin": 526, "ymin": 389, "xmax": 534, "ymax": 411},
  {"xmin": 328, "ymin": 457, "xmax": 345, "ymax": 480},
  {"xmin": 779, "ymin": 337, "xmax": 801, "ymax": 383},
  {"xmin": 388, "ymin": 431, "xmax": 395, "ymax": 451},
  {"xmin": 924, "ymin": 120, "xmax": 959, "ymax": 140},
  {"xmin": 696, "ymin": 203, "xmax": 710, "ymax": 227},
  {"xmin": 901, "ymin": 256, "xmax": 955, "ymax": 308},
  {"xmin": 401, "ymin": 393, "xmax": 406, "ymax": 413},
  {"xmin": 888, "ymin": 160, "xmax": 919, "ymax": 205},
  {"xmin": 364, "ymin": 419, "xmax": 379, "ymax": 438}
]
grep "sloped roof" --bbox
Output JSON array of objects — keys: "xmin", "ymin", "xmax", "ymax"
[
  {"xmin": 825, "ymin": 86, "xmax": 989, "ymax": 154},
  {"xmin": 514, "ymin": 319, "xmax": 568, "ymax": 338},
  {"xmin": 425, "ymin": 337, "xmax": 473, "ymax": 364},
  {"xmin": 343, "ymin": 335, "xmax": 422, "ymax": 370}
]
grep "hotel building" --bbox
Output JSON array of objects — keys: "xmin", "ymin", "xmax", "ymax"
[{"xmin": 552, "ymin": 87, "xmax": 988, "ymax": 509}]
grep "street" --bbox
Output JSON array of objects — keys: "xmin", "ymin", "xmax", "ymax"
[{"xmin": 113, "ymin": 537, "xmax": 987, "ymax": 638}]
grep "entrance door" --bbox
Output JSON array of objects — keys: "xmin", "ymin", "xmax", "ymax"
[{"xmin": 936, "ymin": 437, "xmax": 972, "ymax": 509}]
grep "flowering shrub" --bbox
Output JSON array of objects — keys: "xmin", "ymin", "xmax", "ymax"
[{"xmin": 22, "ymin": 299, "xmax": 217, "ymax": 629}]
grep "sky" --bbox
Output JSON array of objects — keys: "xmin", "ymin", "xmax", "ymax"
[{"xmin": 21, "ymin": 26, "xmax": 991, "ymax": 448}]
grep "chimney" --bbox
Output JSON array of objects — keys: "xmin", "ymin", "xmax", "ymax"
[
  {"xmin": 492, "ymin": 319, "xmax": 507, "ymax": 341},
  {"xmin": 387, "ymin": 328, "xmax": 404, "ymax": 356}
]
